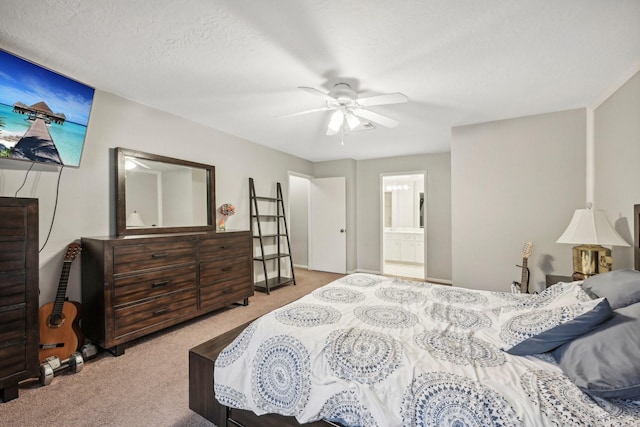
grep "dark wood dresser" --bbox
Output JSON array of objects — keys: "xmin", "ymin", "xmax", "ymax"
[
  {"xmin": 0, "ymin": 197, "xmax": 39, "ymax": 402},
  {"xmin": 81, "ymin": 230, "xmax": 252, "ymax": 356}
]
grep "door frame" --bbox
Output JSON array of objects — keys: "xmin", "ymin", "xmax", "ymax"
[{"xmin": 380, "ymin": 171, "xmax": 427, "ymax": 279}]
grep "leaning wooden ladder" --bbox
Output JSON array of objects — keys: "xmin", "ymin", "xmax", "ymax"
[{"xmin": 249, "ymin": 178, "xmax": 296, "ymax": 294}]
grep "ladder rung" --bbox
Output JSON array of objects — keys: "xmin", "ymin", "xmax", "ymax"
[
  {"xmin": 255, "ymin": 196, "xmax": 281, "ymax": 202},
  {"xmin": 254, "ymin": 253, "xmax": 290, "ymax": 261},
  {"xmin": 253, "ymin": 234, "xmax": 287, "ymax": 238}
]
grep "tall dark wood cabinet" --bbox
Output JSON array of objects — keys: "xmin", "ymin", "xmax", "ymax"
[
  {"xmin": 81, "ymin": 231, "xmax": 252, "ymax": 356},
  {"xmin": 0, "ymin": 197, "xmax": 39, "ymax": 402}
]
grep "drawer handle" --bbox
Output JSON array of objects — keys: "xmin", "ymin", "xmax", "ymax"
[
  {"xmin": 151, "ymin": 281, "xmax": 169, "ymax": 288},
  {"xmin": 222, "ymin": 289, "xmax": 233, "ymax": 294},
  {"xmin": 221, "ymin": 267, "xmax": 232, "ymax": 272},
  {"xmin": 219, "ymin": 246, "xmax": 230, "ymax": 250},
  {"xmin": 153, "ymin": 309, "xmax": 168, "ymax": 316},
  {"xmin": 151, "ymin": 253, "xmax": 168, "ymax": 258}
]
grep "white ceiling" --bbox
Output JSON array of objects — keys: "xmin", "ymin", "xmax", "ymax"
[{"xmin": 1, "ymin": 1, "xmax": 639, "ymax": 162}]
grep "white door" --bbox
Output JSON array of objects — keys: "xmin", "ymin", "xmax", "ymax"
[{"xmin": 309, "ymin": 177, "xmax": 346, "ymax": 274}]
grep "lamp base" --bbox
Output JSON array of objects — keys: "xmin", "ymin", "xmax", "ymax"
[{"xmin": 571, "ymin": 244, "xmax": 612, "ymax": 280}]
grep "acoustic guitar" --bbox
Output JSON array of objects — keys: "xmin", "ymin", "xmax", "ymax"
[
  {"xmin": 512, "ymin": 242, "xmax": 533, "ymax": 293},
  {"xmin": 38, "ymin": 242, "xmax": 84, "ymax": 363}
]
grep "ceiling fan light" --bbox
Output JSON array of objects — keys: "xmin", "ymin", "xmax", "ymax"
[
  {"xmin": 345, "ymin": 112, "xmax": 361, "ymax": 130},
  {"xmin": 328, "ymin": 110, "xmax": 344, "ymax": 132}
]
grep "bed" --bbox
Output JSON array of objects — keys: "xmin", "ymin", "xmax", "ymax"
[{"xmin": 189, "ymin": 206, "xmax": 640, "ymax": 427}]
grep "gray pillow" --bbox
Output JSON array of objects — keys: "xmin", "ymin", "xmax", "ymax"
[
  {"xmin": 582, "ymin": 269, "xmax": 640, "ymax": 309},
  {"xmin": 553, "ymin": 302, "xmax": 640, "ymax": 400}
]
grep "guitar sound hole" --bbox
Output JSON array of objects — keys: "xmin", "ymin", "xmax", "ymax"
[{"xmin": 48, "ymin": 314, "xmax": 65, "ymax": 327}]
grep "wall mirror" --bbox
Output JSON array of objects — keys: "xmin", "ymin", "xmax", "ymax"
[{"xmin": 116, "ymin": 147, "xmax": 215, "ymax": 236}]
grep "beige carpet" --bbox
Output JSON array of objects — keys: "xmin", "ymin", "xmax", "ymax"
[{"xmin": 1, "ymin": 268, "xmax": 344, "ymax": 427}]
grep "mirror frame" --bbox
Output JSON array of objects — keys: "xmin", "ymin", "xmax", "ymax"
[{"xmin": 116, "ymin": 147, "xmax": 216, "ymax": 236}]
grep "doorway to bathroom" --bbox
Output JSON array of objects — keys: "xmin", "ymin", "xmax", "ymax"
[{"xmin": 381, "ymin": 173, "xmax": 425, "ymax": 280}]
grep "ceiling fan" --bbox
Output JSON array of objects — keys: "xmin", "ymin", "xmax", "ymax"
[{"xmin": 281, "ymin": 83, "xmax": 408, "ymax": 136}]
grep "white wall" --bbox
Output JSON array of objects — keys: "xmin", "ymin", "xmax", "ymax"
[
  {"xmin": 356, "ymin": 153, "xmax": 451, "ymax": 282},
  {"xmin": 288, "ymin": 174, "xmax": 309, "ymax": 267},
  {"xmin": 0, "ymin": 90, "xmax": 313, "ymax": 306},
  {"xmin": 594, "ymin": 70, "xmax": 640, "ymax": 268},
  {"xmin": 451, "ymin": 109, "xmax": 586, "ymax": 292}
]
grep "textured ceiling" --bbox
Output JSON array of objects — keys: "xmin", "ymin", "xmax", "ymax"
[{"xmin": 1, "ymin": 1, "xmax": 639, "ymax": 162}]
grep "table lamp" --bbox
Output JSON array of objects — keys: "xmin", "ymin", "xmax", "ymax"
[
  {"xmin": 556, "ymin": 205, "xmax": 629, "ymax": 280},
  {"xmin": 127, "ymin": 210, "xmax": 145, "ymax": 227}
]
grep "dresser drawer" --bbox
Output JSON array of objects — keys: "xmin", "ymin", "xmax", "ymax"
[
  {"xmin": 199, "ymin": 234, "xmax": 249, "ymax": 261},
  {"xmin": 114, "ymin": 288, "xmax": 197, "ymax": 338},
  {"xmin": 199, "ymin": 256, "xmax": 250, "ymax": 286},
  {"xmin": 0, "ymin": 307, "xmax": 26, "ymax": 345},
  {"xmin": 200, "ymin": 276, "xmax": 252, "ymax": 309},
  {"xmin": 0, "ymin": 206, "xmax": 26, "ymax": 237},
  {"xmin": 0, "ymin": 241, "xmax": 26, "ymax": 272},
  {"xmin": 113, "ymin": 240, "xmax": 196, "ymax": 274},
  {"xmin": 0, "ymin": 341, "xmax": 26, "ymax": 379},
  {"xmin": 0, "ymin": 273, "xmax": 26, "ymax": 307},
  {"xmin": 114, "ymin": 265, "xmax": 197, "ymax": 306}
]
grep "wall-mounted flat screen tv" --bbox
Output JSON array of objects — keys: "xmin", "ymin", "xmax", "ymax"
[{"xmin": 0, "ymin": 49, "xmax": 95, "ymax": 167}]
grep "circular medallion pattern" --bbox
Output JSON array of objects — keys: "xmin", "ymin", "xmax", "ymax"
[
  {"xmin": 521, "ymin": 370, "xmax": 640, "ymax": 426},
  {"xmin": 319, "ymin": 390, "xmax": 378, "ymax": 427},
  {"xmin": 424, "ymin": 302, "xmax": 492, "ymax": 329},
  {"xmin": 392, "ymin": 277, "xmax": 432, "ymax": 288},
  {"xmin": 275, "ymin": 303, "xmax": 341, "ymax": 327},
  {"xmin": 401, "ymin": 371, "xmax": 520, "ymax": 427},
  {"xmin": 354, "ymin": 305, "xmax": 418, "ymax": 328},
  {"xmin": 432, "ymin": 287, "xmax": 488, "ymax": 305},
  {"xmin": 214, "ymin": 383, "xmax": 248, "ymax": 410},
  {"xmin": 215, "ymin": 320, "xmax": 259, "ymax": 368},
  {"xmin": 325, "ymin": 328, "xmax": 403, "ymax": 384},
  {"xmin": 312, "ymin": 286, "xmax": 366, "ymax": 304},
  {"xmin": 250, "ymin": 335, "xmax": 311, "ymax": 415},
  {"xmin": 414, "ymin": 330, "xmax": 505, "ymax": 367},
  {"xmin": 499, "ymin": 309, "xmax": 561, "ymax": 346},
  {"xmin": 375, "ymin": 286, "xmax": 426, "ymax": 304},
  {"xmin": 340, "ymin": 274, "xmax": 384, "ymax": 287}
]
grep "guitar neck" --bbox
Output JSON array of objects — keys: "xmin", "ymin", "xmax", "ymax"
[
  {"xmin": 52, "ymin": 261, "xmax": 72, "ymax": 317},
  {"xmin": 520, "ymin": 258, "xmax": 529, "ymax": 287}
]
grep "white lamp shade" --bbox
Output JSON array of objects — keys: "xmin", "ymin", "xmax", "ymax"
[
  {"xmin": 556, "ymin": 208, "xmax": 629, "ymax": 246},
  {"xmin": 127, "ymin": 211, "xmax": 145, "ymax": 227}
]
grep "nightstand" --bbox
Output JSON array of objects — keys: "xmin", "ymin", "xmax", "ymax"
[{"xmin": 545, "ymin": 274, "xmax": 573, "ymax": 288}]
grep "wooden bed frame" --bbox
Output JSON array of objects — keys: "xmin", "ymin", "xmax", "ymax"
[
  {"xmin": 189, "ymin": 204, "xmax": 640, "ymax": 426},
  {"xmin": 189, "ymin": 320, "xmax": 336, "ymax": 426}
]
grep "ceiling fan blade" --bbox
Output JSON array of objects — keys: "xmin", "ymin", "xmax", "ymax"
[
  {"xmin": 353, "ymin": 108, "xmax": 399, "ymax": 128},
  {"xmin": 327, "ymin": 110, "xmax": 344, "ymax": 135},
  {"xmin": 277, "ymin": 107, "xmax": 331, "ymax": 118},
  {"xmin": 298, "ymin": 86, "xmax": 336, "ymax": 102},
  {"xmin": 357, "ymin": 92, "xmax": 408, "ymax": 107}
]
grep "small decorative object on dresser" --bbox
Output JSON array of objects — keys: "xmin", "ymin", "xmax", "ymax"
[
  {"xmin": 0, "ymin": 197, "xmax": 39, "ymax": 402},
  {"xmin": 217, "ymin": 203, "xmax": 235, "ymax": 231}
]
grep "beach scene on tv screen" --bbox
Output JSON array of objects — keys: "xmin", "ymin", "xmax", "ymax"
[{"xmin": 0, "ymin": 50, "xmax": 94, "ymax": 167}]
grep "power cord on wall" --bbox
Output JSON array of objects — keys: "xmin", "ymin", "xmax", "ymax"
[
  {"xmin": 39, "ymin": 165, "xmax": 64, "ymax": 253},
  {"xmin": 13, "ymin": 162, "xmax": 35, "ymax": 197},
  {"xmin": 12, "ymin": 162, "xmax": 64, "ymax": 252}
]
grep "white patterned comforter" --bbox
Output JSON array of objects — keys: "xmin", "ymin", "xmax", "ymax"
[{"xmin": 214, "ymin": 273, "xmax": 640, "ymax": 426}]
